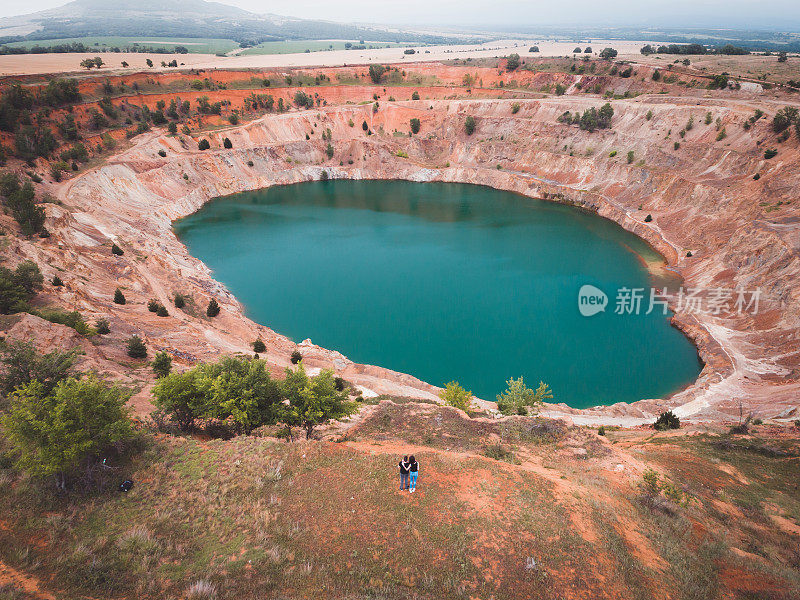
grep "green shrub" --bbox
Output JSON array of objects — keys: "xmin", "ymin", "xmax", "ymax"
[
  {"xmin": 152, "ymin": 351, "xmax": 172, "ymax": 378},
  {"xmin": 511, "ymin": 103, "xmax": 521, "ymax": 114},
  {"xmin": 0, "ymin": 260, "xmax": 43, "ymax": 314},
  {"xmin": 252, "ymin": 339, "xmax": 266, "ymax": 353},
  {"xmin": 0, "ymin": 341, "xmax": 77, "ymax": 396},
  {"xmin": 654, "ymin": 410, "xmax": 680, "ymax": 431},
  {"xmin": 113, "ymin": 288, "xmax": 126, "ymax": 305},
  {"xmin": 290, "ymin": 349, "xmax": 303, "ymax": 364},
  {"xmin": 496, "ymin": 376, "xmax": 553, "ymax": 416},
  {"xmin": 409, "ymin": 117, "xmax": 421, "ymax": 134},
  {"xmin": 764, "ymin": 148, "xmax": 778, "ymax": 159},
  {"xmin": 644, "ymin": 214, "xmax": 653, "ymax": 222},
  {"xmin": 464, "ymin": 116, "xmax": 476, "ymax": 135},
  {"xmin": 52, "ymin": 275, "xmax": 63, "ymax": 286},
  {"xmin": 147, "ymin": 298, "xmax": 160, "ymax": 312},
  {"xmin": 439, "ymin": 381, "xmax": 473, "ymax": 411},
  {"xmin": 95, "ymin": 318, "xmax": 110, "ymax": 334},
  {"xmin": 598, "ymin": 425, "xmax": 606, "ymax": 436},
  {"xmin": 198, "ymin": 138, "xmax": 210, "ymax": 151},
  {"xmin": 206, "ymin": 298, "xmax": 220, "ymax": 317},
  {"xmin": 223, "ymin": 137, "xmax": 233, "ymax": 149},
  {"xmin": 35, "ymin": 308, "xmax": 92, "ymax": 335},
  {"xmin": 111, "ymin": 243, "xmax": 124, "ymax": 256},
  {"xmin": 483, "ymin": 443, "xmax": 516, "ymax": 462},
  {"xmin": 174, "ymin": 293, "xmax": 186, "ymax": 309},
  {"xmin": 411, "ymin": 91, "xmax": 420, "ymax": 100},
  {"xmin": 156, "ymin": 305, "xmax": 169, "ymax": 317},
  {"xmin": 157, "ymin": 149, "xmax": 166, "ymax": 157},
  {"xmin": 627, "ymin": 150, "xmax": 635, "ymax": 164},
  {"xmin": 126, "ymin": 335, "xmax": 147, "ymax": 359}
]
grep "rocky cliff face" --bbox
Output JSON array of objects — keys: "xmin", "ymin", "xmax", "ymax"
[{"xmin": 5, "ymin": 92, "xmax": 799, "ymax": 423}]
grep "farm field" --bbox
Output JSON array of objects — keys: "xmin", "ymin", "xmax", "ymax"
[
  {"xmin": 2, "ymin": 36, "xmax": 240, "ymax": 54},
  {"xmin": 239, "ymin": 40, "xmax": 418, "ymax": 55}
]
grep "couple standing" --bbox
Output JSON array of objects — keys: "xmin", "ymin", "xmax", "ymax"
[{"xmin": 398, "ymin": 455, "xmax": 419, "ymax": 493}]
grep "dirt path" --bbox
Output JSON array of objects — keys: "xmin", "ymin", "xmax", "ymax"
[{"xmin": 0, "ymin": 560, "xmax": 55, "ymax": 600}]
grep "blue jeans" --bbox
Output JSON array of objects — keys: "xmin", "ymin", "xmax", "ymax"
[
  {"xmin": 410, "ymin": 471, "xmax": 418, "ymax": 489},
  {"xmin": 400, "ymin": 473, "xmax": 409, "ymax": 489}
]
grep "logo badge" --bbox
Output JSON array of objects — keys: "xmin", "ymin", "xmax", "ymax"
[{"xmin": 578, "ymin": 284, "xmax": 608, "ymax": 317}]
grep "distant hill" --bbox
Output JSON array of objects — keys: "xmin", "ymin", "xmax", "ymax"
[{"xmin": 0, "ymin": 0, "xmax": 459, "ymax": 47}]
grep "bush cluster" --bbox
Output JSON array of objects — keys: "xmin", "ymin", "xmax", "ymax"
[
  {"xmin": 556, "ymin": 103, "xmax": 614, "ymax": 132},
  {"xmin": 0, "ymin": 172, "xmax": 46, "ymax": 236},
  {"xmin": 653, "ymin": 410, "xmax": 680, "ymax": 430},
  {"xmin": 152, "ymin": 357, "xmax": 354, "ymax": 439},
  {"xmin": 0, "ymin": 259, "xmax": 42, "ymax": 314}
]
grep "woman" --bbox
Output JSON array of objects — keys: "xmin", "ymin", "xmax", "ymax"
[
  {"xmin": 408, "ymin": 455, "xmax": 419, "ymax": 493},
  {"xmin": 398, "ymin": 456, "xmax": 410, "ymax": 490}
]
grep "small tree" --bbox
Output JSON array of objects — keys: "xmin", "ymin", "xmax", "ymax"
[
  {"xmin": 206, "ymin": 298, "xmax": 220, "ymax": 317},
  {"xmin": 326, "ymin": 143, "xmax": 334, "ymax": 159},
  {"xmin": 599, "ymin": 48, "xmax": 618, "ymax": 60},
  {"xmin": 126, "ymin": 335, "xmax": 147, "ymax": 359},
  {"xmin": 653, "ymin": 410, "xmax": 680, "ymax": 431},
  {"xmin": 95, "ymin": 318, "xmax": 110, "ymax": 334},
  {"xmin": 252, "ymin": 339, "xmax": 266, "ymax": 353},
  {"xmin": 152, "ymin": 351, "xmax": 172, "ymax": 378},
  {"xmin": 0, "ymin": 341, "xmax": 77, "ymax": 397},
  {"xmin": 198, "ymin": 138, "xmax": 210, "ymax": 151},
  {"xmin": 464, "ymin": 116, "xmax": 476, "ymax": 135},
  {"xmin": 505, "ymin": 53, "xmax": 521, "ymax": 71},
  {"xmin": 146, "ymin": 58, "xmax": 153, "ymax": 68},
  {"xmin": 113, "ymin": 288, "xmax": 126, "ymax": 304},
  {"xmin": 409, "ymin": 118, "xmax": 421, "ymax": 134},
  {"xmin": 496, "ymin": 377, "xmax": 553, "ymax": 416},
  {"xmin": 223, "ymin": 137, "xmax": 233, "ymax": 149},
  {"xmin": 411, "ymin": 91, "xmax": 420, "ymax": 100},
  {"xmin": 290, "ymin": 349, "xmax": 303, "ymax": 364},
  {"xmin": 148, "ymin": 298, "xmax": 160, "ymax": 312},
  {"xmin": 111, "ymin": 243, "xmax": 124, "ymax": 255},
  {"xmin": 156, "ymin": 304, "xmax": 169, "ymax": 317},
  {"xmin": 279, "ymin": 363, "xmax": 354, "ymax": 439},
  {"xmin": 2, "ymin": 375, "xmax": 132, "ymax": 489},
  {"xmin": 439, "ymin": 381, "xmax": 473, "ymax": 412},
  {"xmin": 174, "ymin": 293, "xmax": 186, "ymax": 308},
  {"xmin": 368, "ymin": 64, "xmax": 386, "ymax": 84}
]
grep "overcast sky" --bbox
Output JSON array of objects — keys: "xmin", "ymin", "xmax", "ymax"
[{"xmin": 1, "ymin": 0, "xmax": 799, "ymax": 29}]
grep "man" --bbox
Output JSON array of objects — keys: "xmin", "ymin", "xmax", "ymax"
[{"xmin": 398, "ymin": 455, "xmax": 410, "ymax": 490}]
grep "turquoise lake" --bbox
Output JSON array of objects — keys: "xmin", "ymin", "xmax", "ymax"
[{"xmin": 174, "ymin": 180, "xmax": 702, "ymax": 408}]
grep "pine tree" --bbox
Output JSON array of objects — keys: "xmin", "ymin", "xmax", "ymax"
[{"xmin": 206, "ymin": 298, "xmax": 220, "ymax": 317}]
